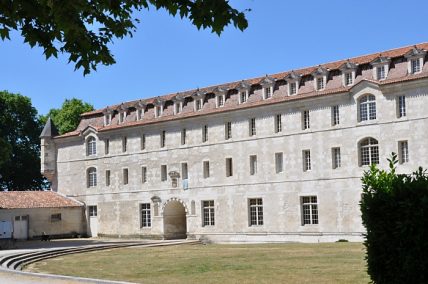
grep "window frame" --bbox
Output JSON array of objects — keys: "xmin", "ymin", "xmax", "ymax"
[
  {"xmin": 274, "ymin": 114, "xmax": 282, "ymax": 133},
  {"xmin": 249, "ymin": 118, "xmax": 256, "ymax": 136},
  {"xmin": 359, "ymin": 138, "xmax": 379, "ymax": 166},
  {"xmin": 141, "ymin": 203, "xmax": 151, "ymax": 228},
  {"xmin": 161, "ymin": 165, "xmax": 168, "ymax": 182},
  {"xmin": 86, "ymin": 136, "xmax": 97, "ymax": 156},
  {"xmin": 332, "ymin": 105, "xmax": 340, "ymax": 126},
  {"xmin": 332, "ymin": 147, "xmax": 341, "ymax": 169},
  {"xmin": 249, "ymin": 155, "xmax": 257, "ymax": 176},
  {"xmin": 303, "ymin": 150, "xmax": 311, "ymax": 172},
  {"xmin": 203, "ymin": 161, "xmax": 210, "ymax": 179},
  {"xmin": 225, "ymin": 122, "xmax": 232, "ymax": 140},
  {"xmin": 87, "ymin": 167, "xmax": 97, "ymax": 188},
  {"xmin": 202, "ymin": 200, "xmax": 215, "ymax": 226},
  {"xmin": 397, "ymin": 95, "xmax": 406, "ymax": 118},
  {"xmin": 226, "ymin": 158, "xmax": 233, "ymax": 177},
  {"xmin": 359, "ymin": 95, "xmax": 376, "ymax": 122},
  {"xmin": 302, "ymin": 110, "xmax": 310, "ymax": 130},
  {"xmin": 398, "ymin": 140, "xmax": 409, "ymax": 164},
  {"xmin": 301, "ymin": 196, "xmax": 318, "ymax": 225},
  {"xmin": 275, "ymin": 152, "xmax": 284, "ymax": 173},
  {"xmin": 248, "ymin": 198, "xmax": 263, "ymax": 226}
]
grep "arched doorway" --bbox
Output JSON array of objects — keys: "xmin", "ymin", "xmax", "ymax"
[{"xmin": 163, "ymin": 200, "xmax": 187, "ymax": 239}]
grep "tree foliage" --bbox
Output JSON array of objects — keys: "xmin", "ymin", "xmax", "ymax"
[
  {"xmin": 0, "ymin": 0, "xmax": 249, "ymax": 75},
  {"xmin": 361, "ymin": 153, "xmax": 428, "ymax": 283},
  {"xmin": 0, "ymin": 91, "xmax": 47, "ymax": 191},
  {"xmin": 40, "ymin": 98, "xmax": 94, "ymax": 134}
]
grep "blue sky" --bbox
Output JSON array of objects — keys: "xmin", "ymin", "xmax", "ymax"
[{"xmin": 1, "ymin": 0, "xmax": 427, "ymax": 115}]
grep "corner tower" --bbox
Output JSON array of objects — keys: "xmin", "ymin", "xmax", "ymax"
[{"xmin": 40, "ymin": 117, "xmax": 59, "ymax": 191}]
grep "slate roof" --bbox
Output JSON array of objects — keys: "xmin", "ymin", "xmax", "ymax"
[
  {"xmin": 0, "ymin": 191, "xmax": 83, "ymax": 209},
  {"xmin": 40, "ymin": 117, "xmax": 59, "ymax": 138}
]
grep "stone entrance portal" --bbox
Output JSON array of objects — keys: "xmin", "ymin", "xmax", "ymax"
[{"xmin": 163, "ymin": 200, "xmax": 187, "ymax": 240}]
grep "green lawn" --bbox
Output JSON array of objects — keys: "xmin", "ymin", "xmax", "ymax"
[{"xmin": 26, "ymin": 243, "xmax": 369, "ymax": 283}]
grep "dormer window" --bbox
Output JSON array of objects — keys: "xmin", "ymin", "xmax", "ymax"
[
  {"xmin": 345, "ymin": 72, "xmax": 353, "ymax": 86},
  {"xmin": 155, "ymin": 105, "xmax": 162, "ymax": 117},
  {"xmin": 371, "ymin": 56, "xmax": 390, "ymax": 81},
  {"xmin": 104, "ymin": 113, "xmax": 112, "ymax": 126},
  {"xmin": 404, "ymin": 47, "xmax": 426, "ymax": 75},
  {"xmin": 213, "ymin": 86, "xmax": 227, "ymax": 108},
  {"xmin": 236, "ymin": 81, "xmax": 251, "ymax": 104},
  {"xmin": 154, "ymin": 98, "xmax": 164, "ymax": 118},
  {"xmin": 119, "ymin": 111, "xmax": 126, "ymax": 124},
  {"xmin": 377, "ymin": 65, "xmax": 386, "ymax": 80},
  {"xmin": 192, "ymin": 91, "xmax": 205, "ymax": 112},
  {"xmin": 217, "ymin": 95, "xmax": 225, "ymax": 107},
  {"xmin": 195, "ymin": 99, "xmax": 202, "ymax": 111},
  {"xmin": 240, "ymin": 91, "xmax": 248, "ymax": 103},
  {"xmin": 411, "ymin": 58, "xmax": 421, "ymax": 74},
  {"xmin": 173, "ymin": 94, "xmax": 184, "ymax": 115},
  {"xmin": 174, "ymin": 102, "xmax": 182, "ymax": 114},
  {"xmin": 135, "ymin": 101, "xmax": 146, "ymax": 120},
  {"xmin": 136, "ymin": 108, "xmax": 144, "ymax": 120},
  {"xmin": 263, "ymin": 86, "xmax": 273, "ymax": 99},
  {"xmin": 289, "ymin": 82, "xmax": 297, "ymax": 95},
  {"xmin": 339, "ymin": 61, "xmax": 357, "ymax": 87},
  {"xmin": 312, "ymin": 66, "xmax": 329, "ymax": 92},
  {"xmin": 316, "ymin": 77, "xmax": 325, "ymax": 90},
  {"xmin": 260, "ymin": 76, "xmax": 275, "ymax": 100},
  {"xmin": 284, "ymin": 71, "xmax": 301, "ymax": 96}
]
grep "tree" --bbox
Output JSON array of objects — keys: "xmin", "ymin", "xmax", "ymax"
[
  {"xmin": 0, "ymin": 1, "xmax": 249, "ymax": 75},
  {"xmin": 0, "ymin": 91, "xmax": 47, "ymax": 191},
  {"xmin": 41, "ymin": 98, "xmax": 94, "ymax": 135}
]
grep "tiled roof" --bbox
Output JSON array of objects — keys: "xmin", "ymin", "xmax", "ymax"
[
  {"xmin": 0, "ymin": 191, "xmax": 83, "ymax": 209},
  {"xmin": 57, "ymin": 42, "xmax": 428, "ymax": 138}
]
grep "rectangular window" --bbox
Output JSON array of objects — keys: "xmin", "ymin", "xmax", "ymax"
[
  {"xmin": 302, "ymin": 110, "xmax": 310, "ymax": 130},
  {"xmin": 264, "ymin": 87, "xmax": 272, "ymax": 99},
  {"xmin": 51, "ymin": 213, "xmax": 62, "ymax": 222},
  {"xmin": 377, "ymin": 65, "xmax": 386, "ymax": 80},
  {"xmin": 303, "ymin": 150, "xmax": 311, "ymax": 171},
  {"xmin": 332, "ymin": 147, "xmax": 341, "ymax": 169},
  {"xmin": 345, "ymin": 72, "xmax": 353, "ymax": 85},
  {"xmin": 249, "ymin": 118, "xmax": 256, "ymax": 136},
  {"xmin": 122, "ymin": 137, "xmax": 127, "ymax": 152},
  {"xmin": 316, "ymin": 77, "xmax": 324, "ymax": 90},
  {"xmin": 123, "ymin": 168, "xmax": 128, "ymax": 185},
  {"xmin": 225, "ymin": 122, "xmax": 232, "ymax": 140},
  {"xmin": 274, "ymin": 114, "xmax": 282, "ymax": 133},
  {"xmin": 161, "ymin": 165, "xmax": 167, "ymax": 181},
  {"xmin": 141, "ymin": 203, "xmax": 151, "ymax": 227},
  {"xmin": 88, "ymin": 205, "xmax": 97, "ymax": 217},
  {"xmin": 398, "ymin": 96, "xmax": 406, "ymax": 118},
  {"xmin": 195, "ymin": 99, "xmax": 202, "ymax": 111},
  {"xmin": 217, "ymin": 95, "xmax": 224, "ymax": 107},
  {"xmin": 202, "ymin": 200, "xmax": 215, "ymax": 226},
  {"xmin": 203, "ymin": 161, "xmax": 210, "ymax": 178},
  {"xmin": 411, "ymin": 58, "xmax": 421, "ymax": 74},
  {"xmin": 240, "ymin": 91, "xmax": 247, "ymax": 103},
  {"xmin": 301, "ymin": 196, "xmax": 318, "ymax": 225},
  {"xmin": 226, "ymin": 158, "xmax": 233, "ymax": 177},
  {"xmin": 399, "ymin": 141, "xmax": 409, "ymax": 164},
  {"xmin": 155, "ymin": 106, "xmax": 162, "ymax": 117},
  {"xmin": 332, "ymin": 105, "xmax": 340, "ymax": 126},
  {"xmin": 181, "ymin": 162, "xmax": 188, "ymax": 180},
  {"xmin": 160, "ymin": 131, "xmax": 166, "ymax": 148},
  {"xmin": 289, "ymin": 81, "xmax": 297, "ymax": 95},
  {"xmin": 275, "ymin": 152, "xmax": 283, "ymax": 173},
  {"xmin": 249, "ymin": 198, "xmax": 263, "ymax": 226},
  {"xmin": 175, "ymin": 102, "xmax": 181, "ymax": 114},
  {"xmin": 142, "ymin": 166, "xmax": 147, "ymax": 183},
  {"xmin": 181, "ymin": 129, "xmax": 186, "ymax": 145},
  {"xmin": 249, "ymin": 155, "xmax": 257, "ymax": 175},
  {"xmin": 105, "ymin": 170, "xmax": 111, "ymax": 186},
  {"xmin": 202, "ymin": 125, "xmax": 208, "ymax": 143},
  {"xmin": 141, "ymin": 134, "xmax": 146, "ymax": 150},
  {"xmin": 105, "ymin": 139, "xmax": 110, "ymax": 155}
]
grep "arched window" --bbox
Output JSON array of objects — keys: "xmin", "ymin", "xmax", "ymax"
[
  {"xmin": 87, "ymin": 167, "xmax": 97, "ymax": 187},
  {"xmin": 86, "ymin": 137, "xmax": 97, "ymax": 156},
  {"xmin": 359, "ymin": 138, "xmax": 379, "ymax": 166},
  {"xmin": 359, "ymin": 95, "xmax": 376, "ymax": 122}
]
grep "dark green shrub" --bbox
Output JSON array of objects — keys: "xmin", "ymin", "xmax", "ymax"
[{"xmin": 361, "ymin": 154, "xmax": 428, "ymax": 284}]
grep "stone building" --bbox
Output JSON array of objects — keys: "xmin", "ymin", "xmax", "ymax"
[
  {"xmin": 0, "ymin": 191, "xmax": 84, "ymax": 239},
  {"xmin": 41, "ymin": 43, "xmax": 428, "ymax": 242}
]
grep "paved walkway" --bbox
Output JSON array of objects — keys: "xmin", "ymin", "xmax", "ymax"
[{"xmin": 0, "ymin": 238, "xmax": 189, "ymax": 284}]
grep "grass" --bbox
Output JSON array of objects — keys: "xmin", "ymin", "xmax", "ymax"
[{"xmin": 26, "ymin": 243, "xmax": 369, "ymax": 283}]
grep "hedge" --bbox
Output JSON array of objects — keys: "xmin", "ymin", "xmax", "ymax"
[{"xmin": 360, "ymin": 154, "xmax": 428, "ymax": 283}]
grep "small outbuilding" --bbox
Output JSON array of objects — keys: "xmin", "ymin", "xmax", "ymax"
[{"xmin": 0, "ymin": 191, "xmax": 85, "ymax": 240}]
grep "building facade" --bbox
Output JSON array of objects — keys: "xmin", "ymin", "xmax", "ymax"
[{"xmin": 41, "ymin": 43, "xmax": 428, "ymax": 242}]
